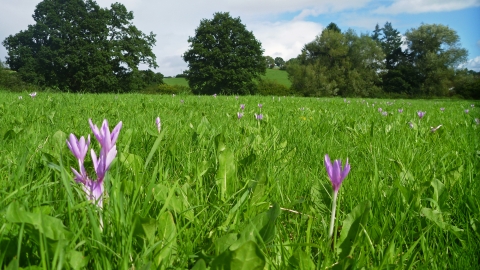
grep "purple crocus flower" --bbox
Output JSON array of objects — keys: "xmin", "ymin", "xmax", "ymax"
[
  {"xmin": 213, "ymin": 93, "xmax": 217, "ymax": 98},
  {"xmin": 235, "ymin": 96, "xmax": 239, "ymax": 100},
  {"xmin": 324, "ymin": 154, "xmax": 350, "ymax": 239},
  {"xmin": 180, "ymin": 99, "xmax": 184, "ymax": 103},
  {"xmin": 378, "ymin": 108, "xmax": 383, "ymax": 112},
  {"xmin": 471, "ymin": 104, "xmax": 475, "ymax": 108},
  {"xmin": 237, "ymin": 112, "xmax": 243, "ymax": 119},
  {"xmin": 155, "ymin": 117, "xmax": 161, "ymax": 133},
  {"xmin": 382, "ymin": 111, "xmax": 388, "ymax": 116},
  {"xmin": 18, "ymin": 96, "xmax": 23, "ymax": 100},
  {"xmin": 464, "ymin": 109, "xmax": 469, "ymax": 114},
  {"xmin": 475, "ymin": 118, "xmax": 479, "ymax": 125},
  {"xmin": 408, "ymin": 122, "xmax": 414, "ymax": 129},
  {"xmin": 67, "ymin": 119, "xmax": 122, "ymax": 208},
  {"xmin": 398, "ymin": 109, "xmax": 403, "ymax": 113},
  {"xmin": 440, "ymin": 107, "xmax": 445, "ymax": 112},
  {"xmin": 29, "ymin": 92, "xmax": 37, "ymax": 98},
  {"xmin": 240, "ymin": 104, "xmax": 245, "ymax": 110},
  {"xmin": 255, "ymin": 113, "xmax": 263, "ymax": 120},
  {"xmin": 258, "ymin": 104, "xmax": 263, "ymax": 109},
  {"xmin": 417, "ymin": 111, "xmax": 426, "ymax": 119}
]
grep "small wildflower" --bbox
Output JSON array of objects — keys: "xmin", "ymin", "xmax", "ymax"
[
  {"xmin": 235, "ymin": 96, "xmax": 239, "ymax": 100},
  {"xmin": 213, "ymin": 93, "xmax": 217, "ymax": 98},
  {"xmin": 180, "ymin": 99, "xmax": 184, "ymax": 103},
  {"xmin": 324, "ymin": 154, "xmax": 350, "ymax": 239},
  {"xmin": 408, "ymin": 122, "xmax": 414, "ymax": 129},
  {"xmin": 29, "ymin": 92, "xmax": 37, "ymax": 98},
  {"xmin": 172, "ymin": 94, "xmax": 175, "ymax": 97},
  {"xmin": 382, "ymin": 111, "xmax": 388, "ymax": 116},
  {"xmin": 398, "ymin": 109, "xmax": 403, "ymax": 113},
  {"xmin": 258, "ymin": 104, "xmax": 263, "ymax": 109},
  {"xmin": 464, "ymin": 109, "xmax": 469, "ymax": 114},
  {"xmin": 417, "ymin": 111, "xmax": 426, "ymax": 119},
  {"xmin": 475, "ymin": 118, "xmax": 479, "ymax": 125},
  {"xmin": 237, "ymin": 112, "xmax": 243, "ymax": 119},
  {"xmin": 378, "ymin": 108, "xmax": 383, "ymax": 112},
  {"xmin": 471, "ymin": 104, "xmax": 475, "ymax": 108},
  {"xmin": 18, "ymin": 96, "xmax": 23, "ymax": 100},
  {"xmin": 255, "ymin": 113, "xmax": 263, "ymax": 120},
  {"xmin": 440, "ymin": 107, "xmax": 445, "ymax": 111},
  {"xmin": 240, "ymin": 104, "xmax": 245, "ymax": 110}
]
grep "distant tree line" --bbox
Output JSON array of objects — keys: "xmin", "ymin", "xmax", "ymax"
[{"xmin": 1, "ymin": 1, "xmax": 479, "ymax": 98}]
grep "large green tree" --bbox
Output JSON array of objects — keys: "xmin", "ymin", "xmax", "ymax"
[
  {"xmin": 182, "ymin": 12, "xmax": 266, "ymax": 95},
  {"xmin": 405, "ymin": 24, "xmax": 468, "ymax": 96},
  {"xmin": 287, "ymin": 27, "xmax": 384, "ymax": 97},
  {"xmin": 2, "ymin": 0, "xmax": 158, "ymax": 92}
]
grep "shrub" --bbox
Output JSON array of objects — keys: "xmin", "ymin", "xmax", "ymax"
[
  {"xmin": 155, "ymin": 84, "xmax": 192, "ymax": 95},
  {"xmin": 256, "ymin": 78, "xmax": 293, "ymax": 96}
]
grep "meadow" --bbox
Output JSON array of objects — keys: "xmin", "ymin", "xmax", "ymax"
[
  {"xmin": 0, "ymin": 91, "xmax": 479, "ymax": 269},
  {"xmin": 164, "ymin": 69, "xmax": 292, "ymax": 88}
]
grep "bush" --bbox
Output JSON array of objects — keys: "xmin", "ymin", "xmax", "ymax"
[
  {"xmin": 139, "ymin": 83, "xmax": 191, "ymax": 95},
  {"xmin": 0, "ymin": 68, "xmax": 40, "ymax": 92},
  {"xmin": 256, "ymin": 78, "xmax": 293, "ymax": 96}
]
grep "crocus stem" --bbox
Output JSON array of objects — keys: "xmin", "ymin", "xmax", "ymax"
[{"xmin": 329, "ymin": 191, "xmax": 338, "ymax": 239}]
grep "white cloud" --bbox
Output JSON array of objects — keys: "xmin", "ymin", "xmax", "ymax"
[
  {"xmin": 373, "ymin": 0, "xmax": 480, "ymax": 14},
  {"xmin": 464, "ymin": 56, "xmax": 480, "ymax": 71}
]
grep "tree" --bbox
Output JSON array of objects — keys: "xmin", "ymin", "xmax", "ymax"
[
  {"xmin": 274, "ymin": 57, "xmax": 285, "ymax": 69},
  {"xmin": 2, "ymin": 0, "xmax": 158, "ymax": 92},
  {"xmin": 264, "ymin": 56, "xmax": 275, "ymax": 68},
  {"xmin": 287, "ymin": 27, "xmax": 384, "ymax": 97},
  {"xmin": 405, "ymin": 24, "xmax": 468, "ymax": 96},
  {"xmin": 182, "ymin": 12, "xmax": 265, "ymax": 95}
]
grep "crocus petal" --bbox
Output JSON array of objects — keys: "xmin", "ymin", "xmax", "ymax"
[
  {"xmin": 104, "ymin": 146, "xmax": 117, "ymax": 171},
  {"xmin": 341, "ymin": 159, "xmax": 350, "ymax": 180},
  {"xmin": 110, "ymin": 121, "xmax": 123, "ymax": 146},
  {"xmin": 71, "ymin": 167, "xmax": 84, "ymax": 183},
  {"xmin": 89, "ymin": 119, "xmax": 102, "ymax": 143}
]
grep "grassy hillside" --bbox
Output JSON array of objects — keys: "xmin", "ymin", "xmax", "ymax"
[{"xmin": 164, "ymin": 69, "xmax": 291, "ymax": 88}]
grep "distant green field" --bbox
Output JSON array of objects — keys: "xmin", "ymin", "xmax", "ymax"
[{"xmin": 164, "ymin": 69, "xmax": 291, "ymax": 88}]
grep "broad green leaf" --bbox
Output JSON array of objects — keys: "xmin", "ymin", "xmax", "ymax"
[
  {"xmin": 421, "ymin": 207, "xmax": 445, "ymax": 229},
  {"xmin": 155, "ymin": 211, "xmax": 177, "ymax": 267},
  {"xmin": 191, "ymin": 259, "xmax": 207, "ymax": 270},
  {"xmin": 68, "ymin": 250, "xmax": 88, "ymax": 270},
  {"xmin": 210, "ymin": 241, "xmax": 265, "ymax": 270},
  {"xmin": 288, "ymin": 247, "xmax": 315, "ymax": 269},
  {"xmin": 336, "ymin": 201, "xmax": 371, "ymax": 259},
  {"xmin": 216, "ymin": 148, "xmax": 236, "ymax": 202},
  {"xmin": 133, "ymin": 214, "xmax": 157, "ymax": 244},
  {"xmin": 6, "ymin": 201, "xmax": 72, "ymax": 241}
]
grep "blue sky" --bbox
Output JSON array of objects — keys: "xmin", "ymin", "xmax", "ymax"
[{"xmin": 1, "ymin": 0, "xmax": 479, "ymax": 76}]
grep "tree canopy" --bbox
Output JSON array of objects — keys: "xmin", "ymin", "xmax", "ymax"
[
  {"xmin": 2, "ymin": 0, "xmax": 159, "ymax": 93},
  {"xmin": 182, "ymin": 12, "xmax": 266, "ymax": 95}
]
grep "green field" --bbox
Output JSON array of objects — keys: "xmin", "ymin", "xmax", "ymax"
[
  {"xmin": 164, "ymin": 69, "xmax": 291, "ymax": 88},
  {"xmin": 0, "ymin": 91, "xmax": 479, "ymax": 269}
]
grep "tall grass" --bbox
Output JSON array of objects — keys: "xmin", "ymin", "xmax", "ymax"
[{"xmin": 0, "ymin": 92, "xmax": 479, "ymax": 269}]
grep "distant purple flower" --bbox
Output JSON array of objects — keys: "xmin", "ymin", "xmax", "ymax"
[
  {"xmin": 255, "ymin": 113, "xmax": 263, "ymax": 120},
  {"xmin": 324, "ymin": 154, "xmax": 350, "ymax": 239},
  {"xmin": 372, "ymin": 103, "xmax": 375, "ymax": 107},
  {"xmin": 382, "ymin": 111, "xmax": 388, "ymax": 116},
  {"xmin": 417, "ymin": 111, "xmax": 426, "ymax": 119},
  {"xmin": 398, "ymin": 109, "xmax": 403, "ymax": 113},
  {"xmin": 430, "ymin": 125, "xmax": 442, "ymax": 132},
  {"xmin": 440, "ymin": 107, "xmax": 445, "ymax": 112},
  {"xmin": 29, "ymin": 92, "xmax": 37, "ymax": 98},
  {"xmin": 180, "ymin": 99, "xmax": 184, "ymax": 103},
  {"xmin": 344, "ymin": 99, "xmax": 346, "ymax": 103},
  {"xmin": 471, "ymin": 104, "xmax": 475, "ymax": 108},
  {"xmin": 465, "ymin": 109, "xmax": 469, "ymax": 114},
  {"xmin": 300, "ymin": 107, "xmax": 305, "ymax": 111},
  {"xmin": 18, "ymin": 96, "xmax": 23, "ymax": 100},
  {"xmin": 258, "ymin": 103, "xmax": 263, "ymax": 109},
  {"xmin": 408, "ymin": 122, "xmax": 414, "ymax": 129},
  {"xmin": 240, "ymin": 104, "xmax": 245, "ymax": 110},
  {"xmin": 237, "ymin": 112, "xmax": 243, "ymax": 119},
  {"xmin": 378, "ymin": 108, "xmax": 383, "ymax": 112},
  {"xmin": 155, "ymin": 117, "xmax": 161, "ymax": 133},
  {"xmin": 67, "ymin": 119, "xmax": 122, "ymax": 208},
  {"xmin": 235, "ymin": 96, "xmax": 239, "ymax": 100},
  {"xmin": 475, "ymin": 118, "xmax": 480, "ymax": 125},
  {"xmin": 172, "ymin": 94, "xmax": 175, "ymax": 97}
]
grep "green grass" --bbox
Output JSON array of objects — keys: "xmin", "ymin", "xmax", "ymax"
[
  {"xmin": 164, "ymin": 69, "xmax": 291, "ymax": 88},
  {"xmin": 0, "ymin": 91, "xmax": 479, "ymax": 269}
]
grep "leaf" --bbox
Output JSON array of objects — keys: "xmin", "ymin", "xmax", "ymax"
[
  {"xmin": 191, "ymin": 259, "xmax": 207, "ymax": 270},
  {"xmin": 68, "ymin": 250, "xmax": 88, "ymax": 270},
  {"xmin": 336, "ymin": 201, "xmax": 371, "ymax": 259},
  {"xmin": 144, "ymin": 129, "xmax": 165, "ymax": 169},
  {"xmin": 6, "ymin": 201, "xmax": 72, "ymax": 241},
  {"xmin": 133, "ymin": 214, "xmax": 157, "ymax": 244},
  {"xmin": 421, "ymin": 207, "xmax": 445, "ymax": 229},
  {"xmin": 216, "ymin": 148, "xmax": 236, "ymax": 202},
  {"xmin": 288, "ymin": 247, "xmax": 315, "ymax": 269},
  {"xmin": 155, "ymin": 211, "xmax": 177, "ymax": 267},
  {"xmin": 210, "ymin": 241, "xmax": 265, "ymax": 270},
  {"xmin": 119, "ymin": 152, "xmax": 144, "ymax": 175}
]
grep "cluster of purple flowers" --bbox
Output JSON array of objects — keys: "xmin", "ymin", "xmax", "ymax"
[{"xmin": 67, "ymin": 119, "xmax": 122, "ymax": 207}]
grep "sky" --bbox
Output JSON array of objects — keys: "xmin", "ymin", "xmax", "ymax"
[{"xmin": 0, "ymin": 0, "xmax": 479, "ymax": 76}]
